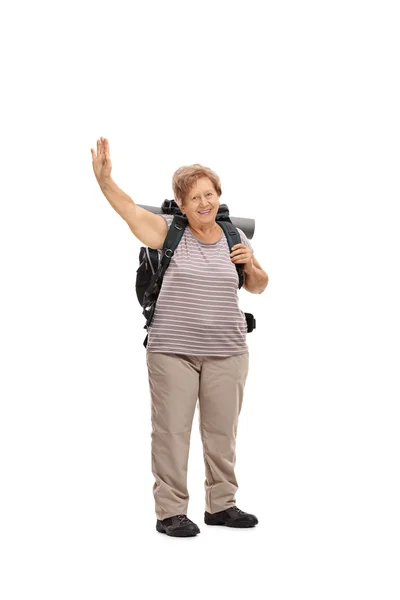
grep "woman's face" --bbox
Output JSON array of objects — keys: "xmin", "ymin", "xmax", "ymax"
[{"xmin": 181, "ymin": 177, "xmax": 220, "ymax": 226}]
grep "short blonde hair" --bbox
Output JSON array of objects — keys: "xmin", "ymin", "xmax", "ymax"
[{"xmin": 172, "ymin": 164, "xmax": 222, "ymax": 208}]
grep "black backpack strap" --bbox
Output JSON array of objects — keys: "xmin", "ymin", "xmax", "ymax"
[
  {"xmin": 218, "ymin": 219, "xmax": 256, "ymax": 333},
  {"xmin": 142, "ymin": 215, "xmax": 187, "ymax": 333},
  {"xmin": 160, "ymin": 214, "xmax": 187, "ymax": 269},
  {"xmin": 218, "ymin": 220, "xmax": 244, "ymax": 289}
]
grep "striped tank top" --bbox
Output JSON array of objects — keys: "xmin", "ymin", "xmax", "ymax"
[{"xmin": 146, "ymin": 213, "xmax": 254, "ymax": 357}]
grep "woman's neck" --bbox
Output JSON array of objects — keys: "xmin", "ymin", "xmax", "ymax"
[{"xmin": 189, "ymin": 222, "xmax": 220, "ymax": 237}]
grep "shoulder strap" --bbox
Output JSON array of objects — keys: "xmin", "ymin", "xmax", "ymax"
[
  {"xmin": 142, "ymin": 214, "xmax": 187, "ymax": 310},
  {"xmin": 159, "ymin": 214, "xmax": 187, "ymax": 269},
  {"xmin": 218, "ymin": 220, "xmax": 244, "ymax": 289}
]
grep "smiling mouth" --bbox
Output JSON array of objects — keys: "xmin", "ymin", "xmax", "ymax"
[{"xmin": 198, "ymin": 209, "xmax": 211, "ymax": 214}]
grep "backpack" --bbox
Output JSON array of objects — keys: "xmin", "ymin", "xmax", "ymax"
[{"xmin": 135, "ymin": 199, "xmax": 256, "ymax": 348}]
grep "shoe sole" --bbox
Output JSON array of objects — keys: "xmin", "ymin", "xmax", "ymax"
[
  {"xmin": 204, "ymin": 518, "xmax": 257, "ymax": 528},
  {"xmin": 156, "ymin": 525, "xmax": 200, "ymax": 537}
]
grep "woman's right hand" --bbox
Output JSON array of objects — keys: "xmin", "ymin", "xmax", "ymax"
[{"xmin": 91, "ymin": 137, "xmax": 112, "ymax": 184}]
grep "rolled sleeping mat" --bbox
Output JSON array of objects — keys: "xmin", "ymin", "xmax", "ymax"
[{"xmin": 136, "ymin": 203, "xmax": 256, "ymax": 239}]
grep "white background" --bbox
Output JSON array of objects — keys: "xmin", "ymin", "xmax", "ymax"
[{"xmin": 1, "ymin": 0, "xmax": 399, "ymax": 598}]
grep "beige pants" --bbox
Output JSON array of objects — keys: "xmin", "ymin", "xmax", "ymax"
[{"xmin": 146, "ymin": 351, "xmax": 250, "ymax": 520}]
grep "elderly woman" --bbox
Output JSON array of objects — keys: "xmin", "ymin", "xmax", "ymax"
[{"xmin": 92, "ymin": 137, "xmax": 269, "ymax": 537}]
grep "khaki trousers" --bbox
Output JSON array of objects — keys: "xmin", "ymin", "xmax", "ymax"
[{"xmin": 146, "ymin": 351, "xmax": 249, "ymax": 520}]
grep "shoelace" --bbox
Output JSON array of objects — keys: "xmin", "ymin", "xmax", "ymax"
[
  {"xmin": 229, "ymin": 506, "xmax": 246, "ymax": 516},
  {"xmin": 175, "ymin": 514, "xmax": 191, "ymax": 524}
]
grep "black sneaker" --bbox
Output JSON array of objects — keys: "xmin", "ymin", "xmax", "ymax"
[
  {"xmin": 156, "ymin": 514, "xmax": 200, "ymax": 537},
  {"xmin": 204, "ymin": 506, "xmax": 258, "ymax": 528}
]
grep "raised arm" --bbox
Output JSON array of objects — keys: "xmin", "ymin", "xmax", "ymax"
[{"xmin": 91, "ymin": 137, "xmax": 167, "ymax": 250}]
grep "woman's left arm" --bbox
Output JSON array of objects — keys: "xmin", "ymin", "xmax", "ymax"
[{"xmin": 243, "ymin": 256, "xmax": 269, "ymax": 294}]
